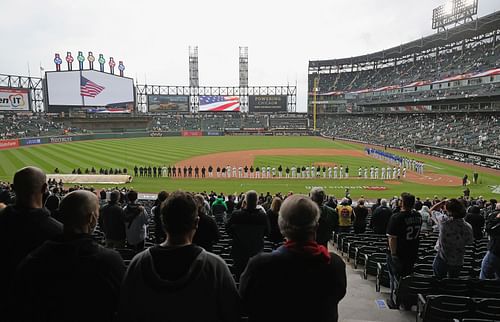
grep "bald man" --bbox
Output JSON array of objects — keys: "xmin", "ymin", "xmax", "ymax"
[
  {"xmin": 0, "ymin": 167, "xmax": 63, "ymax": 320},
  {"xmin": 15, "ymin": 190, "xmax": 125, "ymax": 322}
]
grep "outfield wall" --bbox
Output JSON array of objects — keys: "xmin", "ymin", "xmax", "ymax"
[
  {"xmin": 0, "ymin": 129, "xmax": 316, "ymax": 150},
  {"xmin": 415, "ymin": 144, "xmax": 500, "ymax": 167}
]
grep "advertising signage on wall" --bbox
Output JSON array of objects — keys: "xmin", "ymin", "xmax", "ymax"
[
  {"xmin": 0, "ymin": 88, "xmax": 30, "ymax": 111},
  {"xmin": 248, "ymin": 95, "xmax": 287, "ymax": 113},
  {"xmin": 0, "ymin": 139, "xmax": 19, "ymax": 149},
  {"xmin": 147, "ymin": 95, "xmax": 190, "ymax": 112}
]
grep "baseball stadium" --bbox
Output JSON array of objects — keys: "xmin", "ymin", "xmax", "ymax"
[{"xmin": 1, "ymin": 0, "xmax": 500, "ymax": 321}]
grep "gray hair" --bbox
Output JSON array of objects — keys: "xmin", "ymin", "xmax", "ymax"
[
  {"xmin": 279, "ymin": 195, "xmax": 320, "ymax": 241},
  {"xmin": 380, "ymin": 199, "xmax": 388, "ymax": 206},
  {"xmin": 310, "ymin": 187, "xmax": 326, "ymax": 205}
]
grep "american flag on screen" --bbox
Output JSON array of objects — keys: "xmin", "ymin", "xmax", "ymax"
[
  {"xmin": 80, "ymin": 76, "xmax": 105, "ymax": 98},
  {"xmin": 199, "ymin": 96, "xmax": 240, "ymax": 112}
]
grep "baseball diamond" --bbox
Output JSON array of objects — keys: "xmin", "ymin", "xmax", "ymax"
[{"xmin": 0, "ymin": 135, "xmax": 497, "ymax": 199}]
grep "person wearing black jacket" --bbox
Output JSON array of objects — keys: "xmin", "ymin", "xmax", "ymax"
[
  {"xmin": 100, "ymin": 190, "xmax": 126, "ymax": 248},
  {"xmin": 266, "ymin": 196, "xmax": 284, "ymax": 244},
  {"xmin": 353, "ymin": 199, "xmax": 369, "ymax": 234},
  {"xmin": 310, "ymin": 187, "xmax": 338, "ymax": 246},
  {"xmin": 193, "ymin": 194, "xmax": 220, "ymax": 252},
  {"xmin": 240, "ymin": 195, "xmax": 346, "ymax": 322},
  {"xmin": 152, "ymin": 191, "xmax": 168, "ymax": 244},
  {"xmin": 0, "ymin": 167, "xmax": 63, "ymax": 322},
  {"xmin": 370, "ymin": 199, "xmax": 392, "ymax": 234},
  {"xmin": 480, "ymin": 203, "xmax": 500, "ymax": 279},
  {"xmin": 226, "ymin": 190, "xmax": 270, "ymax": 280},
  {"xmin": 15, "ymin": 190, "xmax": 125, "ymax": 322},
  {"xmin": 465, "ymin": 205, "xmax": 485, "ymax": 240}
]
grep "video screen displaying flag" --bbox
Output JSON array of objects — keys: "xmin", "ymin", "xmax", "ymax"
[
  {"xmin": 80, "ymin": 76, "xmax": 105, "ymax": 98},
  {"xmin": 199, "ymin": 96, "xmax": 240, "ymax": 112},
  {"xmin": 46, "ymin": 70, "xmax": 134, "ymax": 111}
]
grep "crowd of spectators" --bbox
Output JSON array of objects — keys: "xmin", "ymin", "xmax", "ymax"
[
  {"xmin": 0, "ymin": 114, "xmax": 66, "ymax": 139},
  {"xmin": 320, "ymin": 113, "xmax": 499, "ymax": 156},
  {"xmin": 1, "ymin": 166, "xmax": 499, "ymax": 321},
  {"xmin": 312, "ymin": 40, "xmax": 500, "ymax": 93},
  {"xmin": 149, "ymin": 113, "xmax": 310, "ymax": 131}
]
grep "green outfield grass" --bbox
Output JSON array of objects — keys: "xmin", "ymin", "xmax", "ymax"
[{"xmin": 0, "ymin": 136, "xmax": 498, "ymax": 199}]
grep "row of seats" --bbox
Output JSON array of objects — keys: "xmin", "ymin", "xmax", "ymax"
[{"xmin": 418, "ymin": 294, "xmax": 500, "ymax": 322}]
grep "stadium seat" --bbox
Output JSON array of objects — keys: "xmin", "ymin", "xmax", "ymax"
[
  {"xmin": 375, "ymin": 262, "xmax": 390, "ymax": 292},
  {"xmin": 418, "ymin": 295, "xmax": 473, "ymax": 322},
  {"xmin": 470, "ymin": 280, "xmax": 500, "ymax": 299},
  {"xmin": 396, "ymin": 275, "xmax": 437, "ymax": 308},
  {"xmin": 363, "ymin": 252, "xmax": 386, "ymax": 280},
  {"xmin": 437, "ymin": 278, "xmax": 470, "ymax": 297},
  {"xmin": 474, "ymin": 298, "xmax": 500, "ymax": 320}
]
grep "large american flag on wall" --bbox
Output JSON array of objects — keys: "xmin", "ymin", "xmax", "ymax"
[
  {"xmin": 199, "ymin": 96, "xmax": 240, "ymax": 112},
  {"xmin": 80, "ymin": 76, "xmax": 105, "ymax": 98}
]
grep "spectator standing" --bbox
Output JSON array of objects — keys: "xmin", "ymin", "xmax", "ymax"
[
  {"xmin": 311, "ymin": 187, "xmax": 338, "ymax": 246},
  {"xmin": 386, "ymin": 192, "xmax": 422, "ymax": 308},
  {"xmin": 15, "ymin": 190, "xmax": 125, "ymax": 322},
  {"xmin": 353, "ymin": 199, "xmax": 369, "ymax": 234},
  {"xmin": 100, "ymin": 190, "xmax": 126, "ymax": 248},
  {"xmin": 465, "ymin": 205, "xmax": 485, "ymax": 240},
  {"xmin": 211, "ymin": 195, "xmax": 228, "ymax": 224},
  {"xmin": 226, "ymin": 190, "xmax": 270, "ymax": 279},
  {"xmin": 118, "ymin": 191, "xmax": 240, "ymax": 321},
  {"xmin": 123, "ymin": 190, "xmax": 148, "ymax": 252},
  {"xmin": 266, "ymin": 196, "xmax": 284, "ymax": 244},
  {"xmin": 0, "ymin": 167, "xmax": 63, "ymax": 320},
  {"xmin": 480, "ymin": 203, "xmax": 500, "ymax": 280},
  {"xmin": 336, "ymin": 198, "xmax": 353, "ymax": 233},
  {"xmin": 240, "ymin": 195, "xmax": 346, "ymax": 322},
  {"xmin": 44, "ymin": 194, "xmax": 62, "ymax": 222},
  {"xmin": 193, "ymin": 194, "xmax": 220, "ymax": 252},
  {"xmin": 419, "ymin": 205, "xmax": 432, "ymax": 233},
  {"xmin": 226, "ymin": 194, "xmax": 236, "ymax": 215},
  {"xmin": 151, "ymin": 191, "xmax": 168, "ymax": 244},
  {"xmin": 431, "ymin": 199, "xmax": 474, "ymax": 278}
]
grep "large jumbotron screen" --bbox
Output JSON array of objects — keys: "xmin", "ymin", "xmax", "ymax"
[{"xmin": 46, "ymin": 70, "xmax": 135, "ymax": 112}]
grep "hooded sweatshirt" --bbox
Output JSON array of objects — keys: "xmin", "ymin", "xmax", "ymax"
[
  {"xmin": 0, "ymin": 205, "xmax": 63, "ymax": 321},
  {"xmin": 117, "ymin": 245, "xmax": 240, "ymax": 322},
  {"xmin": 15, "ymin": 233, "xmax": 125, "ymax": 322}
]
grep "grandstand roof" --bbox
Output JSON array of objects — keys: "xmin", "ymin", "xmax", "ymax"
[{"xmin": 309, "ymin": 10, "xmax": 500, "ymax": 69}]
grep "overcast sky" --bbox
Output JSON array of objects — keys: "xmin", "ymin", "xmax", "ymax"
[{"xmin": 1, "ymin": 0, "xmax": 499, "ymax": 111}]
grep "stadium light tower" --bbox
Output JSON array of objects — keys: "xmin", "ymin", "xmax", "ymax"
[
  {"xmin": 312, "ymin": 75, "xmax": 320, "ymax": 131},
  {"xmin": 239, "ymin": 46, "xmax": 249, "ymax": 112},
  {"xmin": 189, "ymin": 46, "xmax": 199, "ymax": 87},
  {"xmin": 432, "ymin": 0, "xmax": 478, "ymax": 32},
  {"xmin": 189, "ymin": 46, "xmax": 199, "ymax": 113}
]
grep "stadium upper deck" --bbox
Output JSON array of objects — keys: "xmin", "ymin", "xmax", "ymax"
[{"xmin": 308, "ymin": 10, "xmax": 500, "ymax": 112}]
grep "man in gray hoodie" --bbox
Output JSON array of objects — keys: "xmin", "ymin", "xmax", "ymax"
[{"xmin": 118, "ymin": 190, "xmax": 240, "ymax": 322}]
